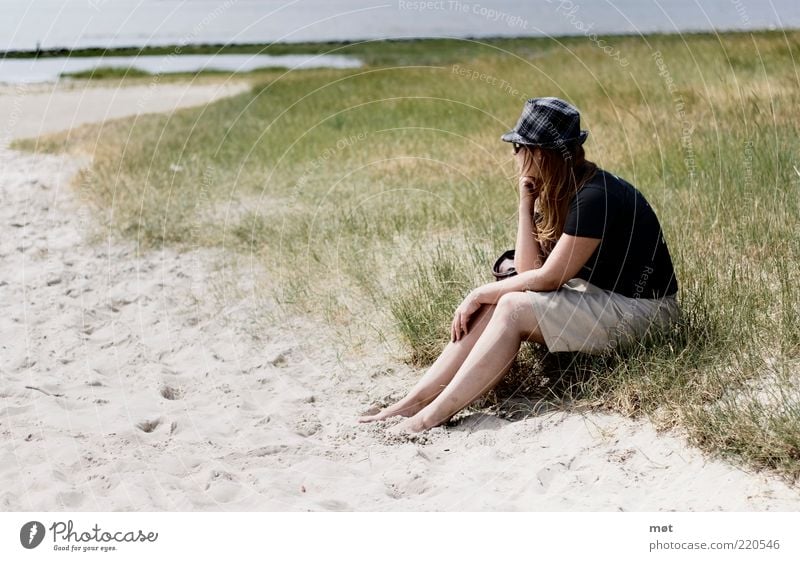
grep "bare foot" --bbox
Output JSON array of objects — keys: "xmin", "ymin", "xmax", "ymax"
[
  {"xmin": 356, "ymin": 407, "xmax": 405, "ymax": 423},
  {"xmin": 386, "ymin": 415, "xmax": 428, "ymax": 435},
  {"xmin": 356, "ymin": 400, "xmax": 426, "ymax": 424}
]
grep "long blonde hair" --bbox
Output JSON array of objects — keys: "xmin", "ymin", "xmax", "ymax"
[{"xmin": 519, "ymin": 143, "xmax": 598, "ymax": 255}]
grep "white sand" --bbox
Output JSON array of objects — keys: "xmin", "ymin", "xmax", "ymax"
[
  {"xmin": 1, "ymin": 79, "xmax": 799, "ymax": 511},
  {"xmin": 0, "ymin": 79, "xmax": 251, "ymax": 142}
]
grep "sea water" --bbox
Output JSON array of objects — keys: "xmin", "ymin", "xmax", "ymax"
[{"xmin": 0, "ymin": 53, "xmax": 363, "ymax": 84}]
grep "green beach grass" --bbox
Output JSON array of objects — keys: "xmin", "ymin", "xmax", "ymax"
[{"xmin": 15, "ymin": 30, "xmax": 800, "ymax": 481}]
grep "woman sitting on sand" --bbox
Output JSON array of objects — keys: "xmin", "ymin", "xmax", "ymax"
[{"xmin": 358, "ymin": 97, "xmax": 680, "ymax": 434}]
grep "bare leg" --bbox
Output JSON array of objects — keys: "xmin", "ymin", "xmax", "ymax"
[
  {"xmin": 388, "ymin": 291, "xmax": 544, "ymax": 433},
  {"xmin": 357, "ymin": 303, "xmax": 498, "ymax": 423}
]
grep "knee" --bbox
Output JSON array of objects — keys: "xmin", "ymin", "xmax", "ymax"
[{"xmin": 493, "ymin": 292, "xmax": 532, "ymax": 327}]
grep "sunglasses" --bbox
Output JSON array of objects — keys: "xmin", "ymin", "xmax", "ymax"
[{"xmin": 512, "ymin": 142, "xmax": 526, "ymax": 154}]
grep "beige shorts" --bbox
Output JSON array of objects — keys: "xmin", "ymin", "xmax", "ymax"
[{"xmin": 526, "ymin": 278, "xmax": 680, "ymax": 355}]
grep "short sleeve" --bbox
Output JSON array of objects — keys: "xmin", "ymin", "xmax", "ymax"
[{"xmin": 563, "ymin": 186, "xmax": 618, "ymax": 239}]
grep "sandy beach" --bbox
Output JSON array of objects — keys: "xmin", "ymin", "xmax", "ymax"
[{"xmin": 1, "ymin": 77, "xmax": 799, "ymax": 511}]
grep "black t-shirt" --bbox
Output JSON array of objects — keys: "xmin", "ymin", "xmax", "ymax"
[{"xmin": 560, "ymin": 168, "xmax": 679, "ymax": 299}]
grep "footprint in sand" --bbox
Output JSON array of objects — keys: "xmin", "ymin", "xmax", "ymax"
[
  {"xmin": 56, "ymin": 491, "xmax": 85, "ymax": 509},
  {"xmin": 293, "ymin": 414, "xmax": 322, "ymax": 437},
  {"xmin": 136, "ymin": 418, "xmax": 161, "ymax": 433},
  {"xmin": 535, "ymin": 462, "xmax": 570, "ymax": 491},
  {"xmin": 270, "ymin": 351, "xmax": 290, "ymax": 367},
  {"xmin": 384, "ymin": 481, "xmax": 404, "ymax": 500},
  {"xmin": 315, "ymin": 499, "xmax": 350, "ymax": 511},
  {"xmin": 382, "ymin": 468, "xmax": 429, "ymax": 499},
  {"xmin": 160, "ymin": 385, "xmax": 184, "ymax": 400},
  {"xmin": 204, "ymin": 470, "xmax": 242, "ymax": 504},
  {"xmin": 247, "ymin": 444, "xmax": 290, "ymax": 457}
]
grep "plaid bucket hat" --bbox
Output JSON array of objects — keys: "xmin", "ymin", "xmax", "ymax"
[{"xmin": 500, "ymin": 97, "xmax": 589, "ymax": 149}]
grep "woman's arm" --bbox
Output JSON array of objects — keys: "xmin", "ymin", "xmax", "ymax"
[
  {"xmin": 476, "ymin": 233, "xmax": 601, "ymax": 305},
  {"xmin": 514, "ymin": 177, "xmax": 546, "ymax": 272}
]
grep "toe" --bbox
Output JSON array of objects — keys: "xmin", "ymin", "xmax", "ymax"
[{"xmin": 360, "ymin": 405, "xmax": 381, "ymax": 416}]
